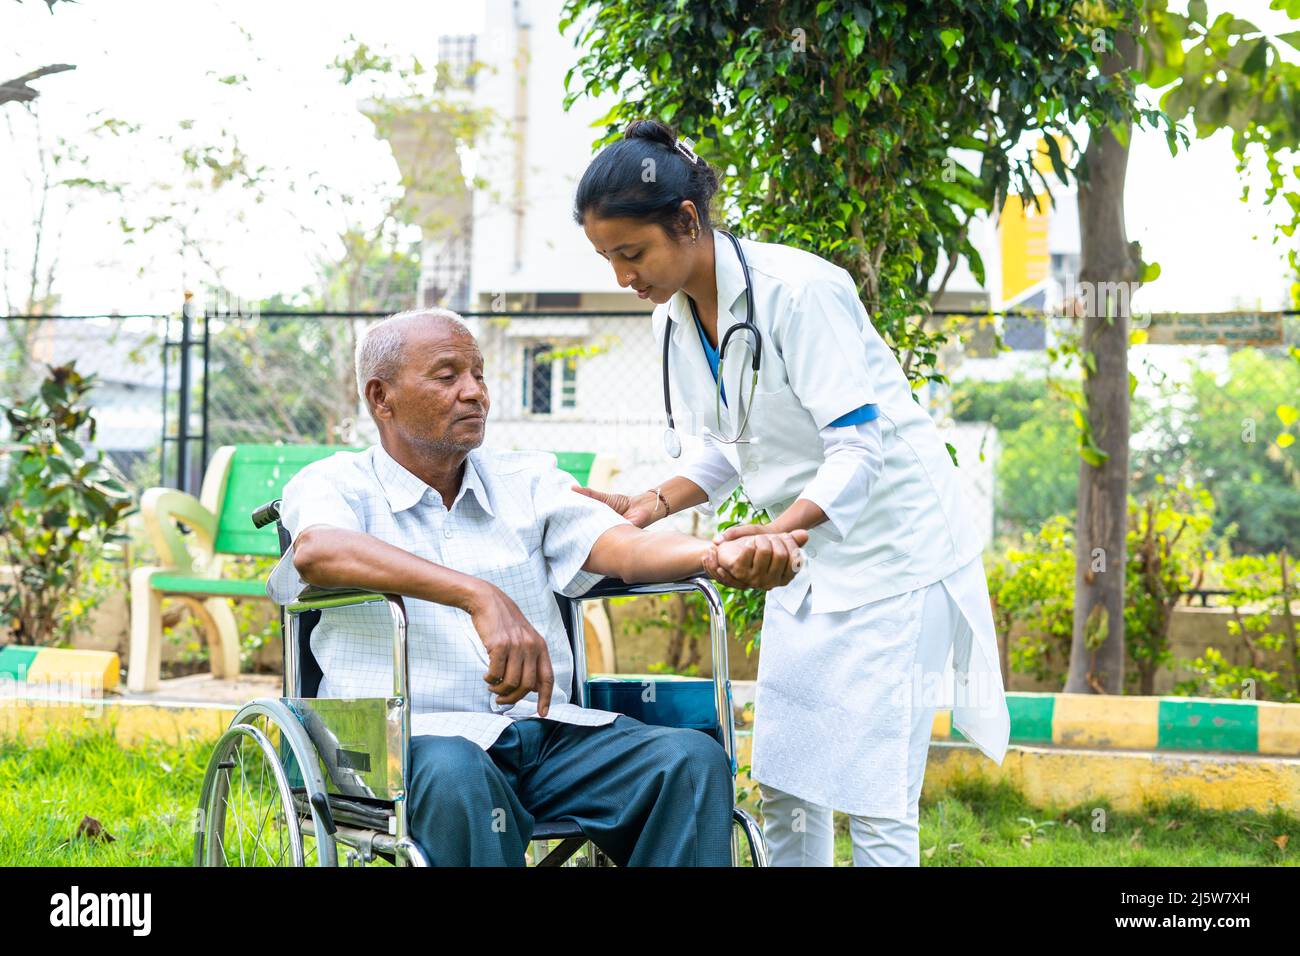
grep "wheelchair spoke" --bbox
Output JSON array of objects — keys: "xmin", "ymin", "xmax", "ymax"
[
  {"xmin": 251, "ymin": 749, "xmax": 273, "ymax": 858},
  {"xmin": 199, "ymin": 714, "xmax": 319, "ymax": 867},
  {"xmin": 213, "ymin": 767, "xmax": 231, "ymax": 863},
  {"xmin": 231, "ymin": 739, "xmax": 254, "ymax": 866},
  {"xmin": 210, "ymin": 727, "xmax": 296, "ymax": 866}
]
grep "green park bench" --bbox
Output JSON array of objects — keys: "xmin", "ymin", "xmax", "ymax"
[{"xmin": 127, "ymin": 444, "xmax": 613, "ymax": 693}]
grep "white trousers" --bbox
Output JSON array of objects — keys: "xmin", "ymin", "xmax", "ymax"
[{"xmin": 757, "ymin": 573, "xmax": 964, "ymax": 866}]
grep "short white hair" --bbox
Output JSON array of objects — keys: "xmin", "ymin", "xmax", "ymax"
[{"xmin": 354, "ymin": 308, "xmax": 473, "ymax": 418}]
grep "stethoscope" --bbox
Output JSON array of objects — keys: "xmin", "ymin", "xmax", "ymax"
[{"xmin": 662, "ymin": 230, "xmax": 762, "ymax": 459}]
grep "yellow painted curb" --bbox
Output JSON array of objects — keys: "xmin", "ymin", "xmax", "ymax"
[
  {"xmin": 1257, "ymin": 701, "xmax": 1300, "ymax": 757},
  {"xmin": 1052, "ymin": 694, "xmax": 1160, "ymax": 750},
  {"xmin": 924, "ymin": 741, "xmax": 1300, "ymax": 814},
  {"xmin": 0, "ymin": 699, "xmax": 237, "ymax": 748},
  {"xmin": 930, "ymin": 710, "xmax": 952, "ymax": 738},
  {"xmin": 24, "ymin": 649, "xmax": 120, "ymax": 692}
]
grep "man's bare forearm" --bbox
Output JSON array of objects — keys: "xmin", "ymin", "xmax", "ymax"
[
  {"xmin": 583, "ymin": 524, "xmax": 712, "ymax": 584},
  {"xmin": 292, "ymin": 525, "xmax": 486, "ymax": 611}
]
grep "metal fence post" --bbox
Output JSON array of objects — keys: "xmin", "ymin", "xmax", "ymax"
[{"xmin": 176, "ymin": 292, "xmax": 192, "ymax": 493}]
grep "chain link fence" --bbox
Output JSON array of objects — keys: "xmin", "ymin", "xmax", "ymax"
[{"xmin": 0, "ymin": 308, "xmax": 1018, "ymax": 544}]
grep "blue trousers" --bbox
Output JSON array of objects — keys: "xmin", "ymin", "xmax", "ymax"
[{"xmin": 406, "ymin": 715, "xmax": 734, "ymax": 866}]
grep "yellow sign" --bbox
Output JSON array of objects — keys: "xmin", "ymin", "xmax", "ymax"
[
  {"xmin": 999, "ymin": 136, "xmax": 1071, "ymax": 306},
  {"xmin": 999, "ymin": 191, "xmax": 1050, "ymax": 305}
]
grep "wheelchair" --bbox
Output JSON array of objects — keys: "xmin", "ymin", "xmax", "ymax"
[{"xmin": 192, "ymin": 499, "xmax": 769, "ymax": 867}]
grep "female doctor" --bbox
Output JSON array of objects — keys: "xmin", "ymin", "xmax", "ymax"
[{"xmin": 573, "ymin": 120, "xmax": 1010, "ymax": 867}]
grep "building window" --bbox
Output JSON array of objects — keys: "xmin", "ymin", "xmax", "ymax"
[
  {"xmin": 421, "ymin": 225, "xmax": 472, "ymax": 311},
  {"xmin": 522, "ymin": 342, "xmax": 578, "ymax": 415},
  {"xmin": 560, "ymin": 355, "xmax": 577, "ymax": 409},
  {"xmin": 523, "ymin": 342, "xmax": 553, "ymax": 415},
  {"xmin": 437, "ymin": 35, "xmax": 476, "ymax": 90}
]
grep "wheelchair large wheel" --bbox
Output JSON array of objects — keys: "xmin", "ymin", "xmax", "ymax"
[
  {"xmin": 195, "ymin": 700, "xmax": 339, "ymax": 867},
  {"xmin": 197, "ymin": 722, "xmax": 305, "ymax": 866}
]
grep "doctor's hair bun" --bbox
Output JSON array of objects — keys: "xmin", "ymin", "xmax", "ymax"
[
  {"xmin": 622, "ymin": 118, "xmax": 677, "ymax": 147},
  {"xmin": 573, "ymin": 117, "xmax": 720, "ymax": 241}
]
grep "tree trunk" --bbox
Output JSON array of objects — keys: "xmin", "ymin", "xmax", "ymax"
[{"xmin": 1064, "ymin": 26, "xmax": 1144, "ymax": 695}]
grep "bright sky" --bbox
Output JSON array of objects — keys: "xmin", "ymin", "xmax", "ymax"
[
  {"xmin": 1127, "ymin": 0, "xmax": 1298, "ymax": 313},
  {"xmin": 1, "ymin": 0, "xmax": 486, "ymax": 314},
  {"xmin": 1, "ymin": 0, "xmax": 1296, "ymax": 316}
]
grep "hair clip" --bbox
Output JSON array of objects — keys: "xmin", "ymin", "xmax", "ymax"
[{"xmin": 674, "ymin": 136, "xmax": 700, "ymax": 165}]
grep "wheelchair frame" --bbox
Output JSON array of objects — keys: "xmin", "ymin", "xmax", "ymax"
[{"xmin": 193, "ymin": 500, "xmax": 768, "ymax": 867}]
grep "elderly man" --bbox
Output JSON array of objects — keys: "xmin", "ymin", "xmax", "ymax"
[{"xmin": 269, "ymin": 308, "xmax": 806, "ymax": 867}]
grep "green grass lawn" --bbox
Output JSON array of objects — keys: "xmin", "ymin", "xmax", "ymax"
[
  {"xmin": 2, "ymin": 729, "xmax": 1295, "ymax": 866},
  {"xmin": 0, "ymin": 730, "xmax": 211, "ymax": 866},
  {"xmin": 832, "ymin": 777, "xmax": 1299, "ymax": 866}
]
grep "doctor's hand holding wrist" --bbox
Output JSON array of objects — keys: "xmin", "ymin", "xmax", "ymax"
[
  {"xmin": 705, "ymin": 529, "xmax": 808, "ymax": 589},
  {"xmin": 713, "ymin": 498, "xmax": 830, "ymax": 544}
]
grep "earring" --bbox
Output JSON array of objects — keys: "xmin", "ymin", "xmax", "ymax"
[{"xmin": 690, "ymin": 229, "xmax": 698, "ymax": 242}]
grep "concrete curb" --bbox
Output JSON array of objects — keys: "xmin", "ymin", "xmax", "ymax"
[
  {"xmin": 929, "ymin": 691, "xmax": 1300, "ymax": 756},
  {"xmin": 922, "ymin": 740, "xmax": 1300, "ymax": 815},
  {"xmin": 0, "ymin": 698, "xmax": 237, "ymax": 748}
]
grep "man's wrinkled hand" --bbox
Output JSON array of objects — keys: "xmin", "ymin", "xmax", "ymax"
[
  {"xmin": 466, "ymin": 582, "xmax": 555, "ymax": 716},
  {"xmin": 703, "ymin": 529, "xmax": 809, "ymax": 590}
]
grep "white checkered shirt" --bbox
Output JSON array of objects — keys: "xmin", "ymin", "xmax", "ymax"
[{"xmin": 266, "ymin": 443, "xmax": 629, "ymax": 749}]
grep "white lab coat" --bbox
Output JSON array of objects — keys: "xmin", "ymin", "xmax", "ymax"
[{"xmin": 655, "ymin": 230, "xmax": 1009, "ymax": 815}]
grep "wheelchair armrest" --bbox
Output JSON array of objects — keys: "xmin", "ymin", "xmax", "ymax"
[
  {"xmin": 283, "ymin": 590, "xmax": 411, "ymax": 718},
  {"xmin": 285, "ymin": 588, "xmax": 391, "ymax": 614},
  {"xmin": 577, "ymin": 576, "xmax": 718, "ymax": 601}
]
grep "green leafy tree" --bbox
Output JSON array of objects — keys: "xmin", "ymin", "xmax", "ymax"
[{"xmin": 1066, "ymin": 0, "xmax": 1300, "ymax": 695}]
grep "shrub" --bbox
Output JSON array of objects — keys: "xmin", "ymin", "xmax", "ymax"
[
  {"xmin": 0, "ymin": 364, "xmax": 134, "ymax": 646},
  {"xmin": 1175, "ymin": 551, "xmax": 1299, "ymax": 702}
]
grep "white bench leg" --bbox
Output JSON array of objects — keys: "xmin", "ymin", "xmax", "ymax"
[
  {"xmin": 201, "ymin": 598, "xmax": 242, "ymax": 680},
  {"xmin": 128, "ymin": 567, "xmax": 163, "ymax": 693}
]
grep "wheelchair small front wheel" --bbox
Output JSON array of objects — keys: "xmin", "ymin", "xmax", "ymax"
[{"xmin": 196, "ymin": 723, "xmax": 306, "ymax": 866}]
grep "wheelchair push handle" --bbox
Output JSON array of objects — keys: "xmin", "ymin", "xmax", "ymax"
[{"xmin": 252, "ymin": 499, "xmax": 282, "ymax": 529}]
